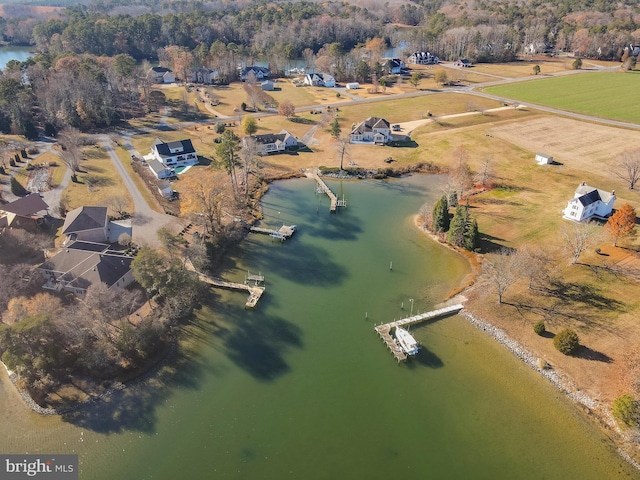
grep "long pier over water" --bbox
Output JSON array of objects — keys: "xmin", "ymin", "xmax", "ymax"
[
  {"xmin": 185, "ymin": 259, "xmax": 265, "ymax": 308},
  {"xmin": 374, "ymin": 304, "xmax": 464, "ymax": 362},
  {"xmin": 310, "ymin": 171, "xmax": 347, "ymax": 212}
]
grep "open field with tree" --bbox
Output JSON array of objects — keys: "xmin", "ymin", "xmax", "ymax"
[
  {"xmin": 485, "ymin": 72, "xmax": 640, "ymax": 124},
  {"xmin": 60, "ymin": 144, "xmax": 133, "ymax": 214}
]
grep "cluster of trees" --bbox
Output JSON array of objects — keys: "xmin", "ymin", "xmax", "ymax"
[
  {"xmin": 0, "ymin": 282, "xmax": 166, "ymax": 405},
  {"xmin": 0, "ymin": 51, "xmax": 159, "ymax": 135},
  {"xmin": 0, "ymin": 237, "xmax": 207, "ymax": 406},
  {"xmin": 4, "ymin": 0, "xmax": 638, "ymax": 72},
  {"xmin": 432, "ymin": 195, "xmax": 479, "ymax": 251}
]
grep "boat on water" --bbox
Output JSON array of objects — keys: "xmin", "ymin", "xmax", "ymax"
[{"xmin": 394, "ymin": 327, "xmax": 419, "ymax": 356}]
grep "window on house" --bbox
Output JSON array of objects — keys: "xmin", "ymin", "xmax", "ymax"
[{"xmin": 570, "ymin": 211, "xmax": 576, "ymax": 217}]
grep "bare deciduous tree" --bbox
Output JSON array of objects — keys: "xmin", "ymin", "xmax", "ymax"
[
  {"xmin": 561, "ymin": 222, "xmax": 599, "ymax": 265},
  {"xmin": 484, "ymin": 248, "xmax": 521, "ymax": 304},
  {"xmin": 241, "ymin": 136, "xmax": 260, "ymax": 197},
  {"xmin": 335, "ymin": 135, "xmax": 350, "ymax": 170},
  {"xmin": 58, "ymin": 127, "xmax": 83, "ymax": 172},
  {"xmin": 614, "ymin": 149, "xmax": 640, "ymax": 189},
  {"xmin": 476, "ymin": 155, "xmax": 494, "ymax": 188},
  {"xmin": 107, "ymin": 195, "xmax": 129, "ymax": 217}
]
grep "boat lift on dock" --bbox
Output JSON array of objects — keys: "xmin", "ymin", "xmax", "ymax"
[
  {"xmin": 312, "ymin": 171, "xmax": 346, "ymax": 212},
  {"xmin": 374, "ymin": 304, "xmax": 465, "ymax": 362},
  {"xmin": 185, "ymin": 259, "xmax": 266, "ymax": 309}
]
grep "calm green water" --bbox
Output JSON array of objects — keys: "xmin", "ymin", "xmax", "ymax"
[{"xmin": 0, "ymin": 175, "xmax": 637, "ymax": 479}]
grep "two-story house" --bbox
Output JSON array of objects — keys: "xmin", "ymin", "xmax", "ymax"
[
  {"xmin": 350, "ymin": 117, "xmax": 391, "ymax": 145},
  {"xmin": 149, "ymin": 138, "xmax": 197, "ymax": 169},
  {"xmin": 563, "ymin": 182, "xmax": 616, "ymax": 222}
]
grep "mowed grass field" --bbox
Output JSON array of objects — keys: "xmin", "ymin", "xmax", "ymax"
[{"xmin": 485, "ymin": 71, "xmax": 640, "ymax": 124}]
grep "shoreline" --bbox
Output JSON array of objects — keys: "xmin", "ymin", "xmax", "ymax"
[{"xmin": 413, "ymin": 213, "xmax": 640, "ymax": 472}]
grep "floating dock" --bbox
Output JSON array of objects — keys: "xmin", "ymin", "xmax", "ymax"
[
  {"xmin": 185, "ymin": 259, "xmax": 265, "ymax": 308},
  {"xmin": 374, "ymin": 304, "xmax": 464, "ymax": 362},
  {"xmin": 250, "ymin": 224, "xmax": 296, "ymax": 241},
  {"xmin": 313, "ymin": 171, "xmax": 346, "ymax": 212}
]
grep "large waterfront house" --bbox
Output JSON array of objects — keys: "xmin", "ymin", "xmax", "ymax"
[
  {"xmin": 244, "ymin": 130, "xmax": 299, "ymax": 155},
  {"xmin": 407, "ymin": 52, "xmax": 439, "ymax": 65},
  {"xmin": 562, "ymin": 182, "xmax": 616, "ymax": 222},
  {"xmin": 350, "ymin": 117, "xmax": 391, "ymax": 145},
  {"xmin": 303, "ymin": 72, "xmax": 336, "ymax": 87},
  {"xmin": 0, "ymin": 194, "xmax": 49, "ymax": 231},
  {"xmin": 62, "ymin": 206, "xmax": 109, "ymax": 244},
  {"xmin": 241, "ymin": 66, "xmax": 271, "ymax": 81},
  {"xmin": 148, "ymin": 138, "xmax": 197, "ymax": 169},
  {"xmin": 188, "ymin": 67, "xmax": 219, "ymax": 84},
  {"xmin": 39, "ymin": 241, "xmax": 134, "ymax": 297},
  {"xmin": 148, "ymin": 66, "xmax": 176, "ymax": 84}
]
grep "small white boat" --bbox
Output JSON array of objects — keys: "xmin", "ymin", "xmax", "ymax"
[{"xmin": 395, "ymin": 327, "xmax": 419, "ymax": 356}]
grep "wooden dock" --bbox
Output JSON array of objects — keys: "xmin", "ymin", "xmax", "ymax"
[
  {"xmin": 313, "ymin": 172, "xmax": 340, "ymax": 212},
  {"xmin": 374, "ymin": 304, "xmax": 464, "ymax": 362},
  {"xmin": 250, "ymin": 224, "xmax": 296, "ymax": 241},
  {"xmin": 185, "ymin": 259, "xmax": 265, "ymax": 308}
]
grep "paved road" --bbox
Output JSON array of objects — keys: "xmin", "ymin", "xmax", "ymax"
[{"xmin": 98, "ymin": 136, "xmax": 176, "ymax": 248}]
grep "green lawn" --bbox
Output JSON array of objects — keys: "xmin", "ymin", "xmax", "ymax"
[{"xmin": 484, "ymin": 71, "xmax": 640, "ymax": 124}]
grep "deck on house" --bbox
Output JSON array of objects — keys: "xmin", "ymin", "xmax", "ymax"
[{"xmin": 374, "ymin": 304, "xmax": 465, "ymax": 362}]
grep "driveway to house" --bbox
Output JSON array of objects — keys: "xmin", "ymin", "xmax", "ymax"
[{"xmin": 98, "ymin": 136, "xmax": 179, "ymax": 248}]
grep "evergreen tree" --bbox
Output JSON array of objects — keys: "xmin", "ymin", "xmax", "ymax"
[
  {"xmin": 463, "ymin": 218, "xmax": 479, "ymax": 251},
  {"xmin": 329, "ymin": 118, "xmax": 341, "ymax": 139},
  {"xmin": 432, "ymin": 195, "xmax": 450, "ymax": 232},
  {"xmin": 448, "ymin": 204, "xmax": 468, "ymax": 246}
]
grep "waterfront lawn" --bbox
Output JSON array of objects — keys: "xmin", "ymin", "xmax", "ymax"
[
  {"xmin": 484, "ymin": 71, "xmax": 640, "ymax": 124},
  {"xmin": 60, "ymin": 144, "xmax": 133, "ymax": 213}
]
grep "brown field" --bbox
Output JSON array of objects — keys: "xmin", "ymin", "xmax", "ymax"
[
  {"xmin": 0, "ymin": 4, "xmax": 62, "ymax": 17},
  {"xmin": 60, "ymin": 144, "xmax": 133, "ymax": 213}
]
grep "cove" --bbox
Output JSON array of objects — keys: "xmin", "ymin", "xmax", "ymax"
[{"xmin": 0, "ymin": 175, "xmax": 637, "ymax": 479}]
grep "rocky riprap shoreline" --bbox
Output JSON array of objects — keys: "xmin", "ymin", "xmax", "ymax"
[{"xmin": 460, "ymin": 310, "xmax": 613, "ymax": 424}]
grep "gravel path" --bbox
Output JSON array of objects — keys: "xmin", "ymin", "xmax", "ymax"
[{"xmin": 98, "ymin": 136, "xmax": 178, "ymax": 248}]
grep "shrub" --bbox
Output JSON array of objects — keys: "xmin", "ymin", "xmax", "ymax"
[
  {"xmin": 10, "ymin": 176, "xmax": 27, "ymax": 196},
  {"xmin": 215, "ymin": 122, "xmax": 225, "ymax": 134},
  {"xmin": 553, "ymin": 328, "xmax": 580, "ymax": 355},
  {"xmin": 613, "ymin": 394, "xmax": 640, "ymax": 428},
  {"xmin": 533, "ymin": 321, "xmax": 546, "ymax": 336}
]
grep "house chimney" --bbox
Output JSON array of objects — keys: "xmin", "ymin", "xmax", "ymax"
[
  {"xmin": 581, "ymin": 181, "xmax": 586, "ymax": 186},
  {"xmin": 612, "ymin": 190, "xmax": 616, "ymax": 195}
]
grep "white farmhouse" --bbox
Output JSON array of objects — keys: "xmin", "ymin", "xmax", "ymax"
[
  {"xmin": 149, "ymin": 138, "xmax": 197, "ymax": 169},
  {"xmin": 563, "ymin": 182, "xmax": 616, "ymax": 222}
]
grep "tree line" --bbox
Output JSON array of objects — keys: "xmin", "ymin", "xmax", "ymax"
[{"xmin": 1, "ymin": 0, "xmax": 639, "ymax": 67}]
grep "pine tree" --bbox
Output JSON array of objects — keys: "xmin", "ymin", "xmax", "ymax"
[
  {"xmin": 448, "ymin": 204, "xmax": 468, "ymax": 246},
  {"xmin": 463, "ymin": 218, "xmax": 479, "ymax": 251},
  {"xmin": 329, "ymin": 118, "xmax": 341, "ymax": 139},
  {"xmin": 432, "ymin": 195, "xmax": 450, "ymax": 232}
]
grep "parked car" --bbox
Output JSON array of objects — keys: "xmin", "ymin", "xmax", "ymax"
[{"xmin": 392, "ymin": 124, "xmax": 401, "ymax": 131}]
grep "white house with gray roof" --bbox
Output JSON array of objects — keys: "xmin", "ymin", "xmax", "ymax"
[
  {"xmin": 149, "ymin": 138, "xmax": 197, "ymax": 169},
  {"xmin": 245, "ymin": 130, "xmax": 298, "ymax": 155},
  {"xmin": 350, "ymin": 117, "xmax": 391, "ymax": 145},
  {"xmin": 563, "ymin": 182, "xmax": 616, "ymax": 222}
]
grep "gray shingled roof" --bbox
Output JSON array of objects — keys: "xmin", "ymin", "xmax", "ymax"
[
  {"xmin": 1, "ymin": 194, "xmax": 49, "ymax": 216},
  {"xmin": 62, "ymin": 206, "xmax": 108, "ymax": 235},
  {"xmin": 152, "ymin": 138, "xmax": 195, "ymax": 157},
  {"xmin": 351, "ymin": 117, "xmax": 390, "ymax": 135},
  {"xmin": 39, "ymin": 248, "xmax": 132, "ymax": 290}
]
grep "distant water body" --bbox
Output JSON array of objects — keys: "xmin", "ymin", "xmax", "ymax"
[
  {"xmin": 0, "ymin": 175, "xmax": 637, "ymax": 479},
  {"xmin": 0, "ymin": 46, "xmax": 32, "ymax": 70}
]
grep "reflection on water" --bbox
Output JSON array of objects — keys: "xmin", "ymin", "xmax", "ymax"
[{"xmin": 0, "ymin": 176, "xmax": 638, "ymax": 479}]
